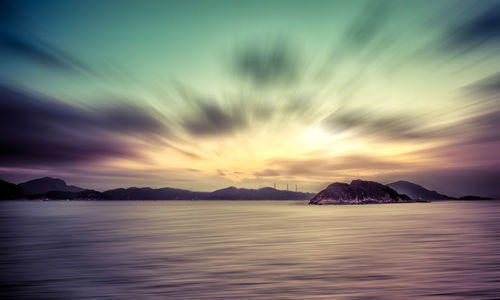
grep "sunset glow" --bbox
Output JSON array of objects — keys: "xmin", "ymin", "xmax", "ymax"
[{"xmin": 1, "ymin": 0, "xmax": 500, "ymax": 197}]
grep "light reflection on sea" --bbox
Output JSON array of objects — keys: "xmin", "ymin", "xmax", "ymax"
[{"xmin": 1, "ymin": 200, "xmax": 500, "ymax": 299}]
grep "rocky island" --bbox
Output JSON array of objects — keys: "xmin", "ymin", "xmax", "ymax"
[{"xmin": 309, "ymin": 179, "xmax": 412, "ymax": 205}]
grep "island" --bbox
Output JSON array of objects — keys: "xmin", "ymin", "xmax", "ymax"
[{"xmin": 309, "ymin": 179, "xmax": 412, "ymax": 205}]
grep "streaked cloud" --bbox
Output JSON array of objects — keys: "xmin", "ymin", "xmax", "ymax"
[
  {"xmin": 0, "ymin": 31, "xmax": 91, "ymax": 73},
  {"xmin": 0, "ymin": 0, "xmax": 499, "ymax": 196},
  {"xmin": 255, "ymin": 155, "xmax": 405, "ymax": 178},
  {"xmin": 0, "ymin": 84, "xmax": 168, "ymax": 166},
  {"xmin": 231, "ymin": 38, "xmax": 300, "ymax": 86},
  {"xmin": 181, "ymin": 101, "xmax": 247, "ymax": 137},
  {"xmin": 449, "ymin": 2, "xmax": 500, "ymax": 50}
]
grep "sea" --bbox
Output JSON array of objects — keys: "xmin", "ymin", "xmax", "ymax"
[{"xmin": 1, "ymin": 200, "xmax": 500, "ymax": 299}]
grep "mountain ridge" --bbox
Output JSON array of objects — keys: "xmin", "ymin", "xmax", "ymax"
[
  {"xmin": 387, "ymin": 180, "xmax": 455, "ymax": 200},
  {"xmin": 18, "ymin": 177, "xmax": 84, "ymax": 195},
  {"xmin": 0, "ymin": 179, "xmax": 24, "ymax": 200},
  {"xmin": 0, "ymin": 177, "xmax": 495, "ymax": 201}
]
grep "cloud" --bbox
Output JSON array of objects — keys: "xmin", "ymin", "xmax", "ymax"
[
  {"xmin": 0, "ymin": 84, "xmax": 168, "ymax": 166},
  {"xmin": 181, "ymin": 101, "xmax": 246, "ymax": 137},
  {"xmin": 343, "ymin": 0, "xmax": 390, "ymax": 48},
  {"xmin": 94, "ymin": 102, "xmax": 167, "ymax": 135},
  {"xmin": 470, "ymin": 72, "xmax": 500, "ymax": 95},
  {"xmin": 458, "ymin": 74, "xmax": 500, "ymax": 142},
  {"xmin": 0, "ymin": 0, "xmax": 91, "ymax": 74},
  {"xmin": 175, "ymin": 88, "xmax": 319, "ymax": 138},
  {"xmin": 323, "ymin": 104, "xmax": 500, "ymax": 148},
  {"xmin": 172, "ymin": 86, "xmax": 249, "ymax": 138},
  {"xmin": 322, "ymin": 109, "xmax": 436, "ymax": 141},
  {"xmin": 458, "ymin": 110, "xmax": 500, "ymax": 144},
  {"xmin": 164, "ymin": 142, "xmax": 204, "ymax": 160},
  {"xmin": 0, "ymin": 31, "xmax": 92, "ymax": 74},
  {"xmin": 231, "ymin": 38, "xmax": 300, "ymax": 86},
  {"xmin": 448, "ymin": 3, "xmax": 500, "ymax": 50},
  {"xmin": 255, "ymin": 155, "xmax": 404, "ymax": 178}
]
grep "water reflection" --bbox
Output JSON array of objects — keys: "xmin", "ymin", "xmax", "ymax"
[{"xmin": 1, "ymin": 201, "xmax": 500, "ymax": 299}]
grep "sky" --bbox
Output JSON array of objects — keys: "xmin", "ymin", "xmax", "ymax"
[{"xmin": 1, "ymin": 0, "xmax": 500, "ymax": 197}]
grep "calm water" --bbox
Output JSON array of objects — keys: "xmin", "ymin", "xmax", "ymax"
[{"xmin": 1, "ymin": 200, "xmax": 500, "ymax": 299}]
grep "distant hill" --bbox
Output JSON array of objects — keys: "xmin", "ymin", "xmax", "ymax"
[
  {"xmin": 387, "ymin": 181, "xmax": 455, "ymax": 200},
  {"xmin": 104, "ymin": 187, "xmax": 205, "ymax": 200},
  {"xmin": 103, "ymin": 186, "xmax": 314, "ymax": 200},
  {"xmin": 28, "ymin": 189, "xmax": 113, "ymax": 200},
  {"xmin": 19, "ymin": 177, "xmax": 84, "ymax": 195},
  {"xmin": 206, "ymin": 186, "xmax": 314, "ymax": 200},
  {"xmin": 309, "ymin": 179, "xmax": 412, "ymax": 205},
  {"xmin": 2, "ymin": 176, "xmax": 314, "ymax": 200},
  {"xmin": 0, "ymin": 179, "xmax": 24, "ymax": 200}
]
